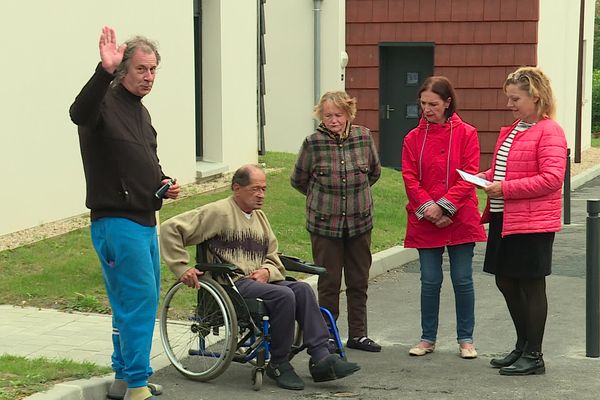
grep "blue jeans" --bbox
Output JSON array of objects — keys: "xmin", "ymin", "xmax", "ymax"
[
  {"xmin": 417, "ymin": 243, "xmax": 475, "ymax": 344},
  {"xmin": 91, "ymin": 217, "xmax": 160, "ymax": 388}
]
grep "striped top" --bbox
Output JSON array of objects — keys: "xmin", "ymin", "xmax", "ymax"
[{"xmin": 490, "ymin": 121, "xmax": 535, "ymax": 212}]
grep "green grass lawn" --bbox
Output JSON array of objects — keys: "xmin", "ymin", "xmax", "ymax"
[
  {"xmin": 0, "ymin": 355, "xmax": 111, "ymax": 400},
  {"xmin": 593, "ymin": 135, "xmax": 600, "ymax": 147},
  {"xmin": 0, "ymin": 152, "xmax": 408, "ymax": 312}
]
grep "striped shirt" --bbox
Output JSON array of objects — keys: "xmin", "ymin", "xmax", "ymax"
[{"xmin": 490, "ymin": 121, "xmax": 535, "ymax": 212}]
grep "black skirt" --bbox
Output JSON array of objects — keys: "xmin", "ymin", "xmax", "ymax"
[{"xmin": 483, "ymin": 212, "xmax": 555, "ymax": 278}]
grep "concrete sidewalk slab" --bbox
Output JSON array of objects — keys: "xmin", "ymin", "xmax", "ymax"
[{"xmin": 0, "ymin": 305, "xmax": 172, "ymax": 371}]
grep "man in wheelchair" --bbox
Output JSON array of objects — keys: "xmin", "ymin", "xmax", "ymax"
[{"xmin": 160, "ymin": 164, "xmax": 360, "ymax": 390}]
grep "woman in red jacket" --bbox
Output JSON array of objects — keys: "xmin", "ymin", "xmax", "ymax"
[
  {"xmin": 480, "ymin": 67, "xmax": 567, "ymax": 376},
  {"xmin": 402, "ymin": 76, "xmax": 487, "ymax": 359}
]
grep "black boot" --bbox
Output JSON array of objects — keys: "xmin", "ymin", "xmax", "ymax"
[
  {"xmin": 490, "ymin": 349, "xmax": 522, "ymax": 368},
  {"xmin": 499, "ymin": 352, "xmax": 545, "ymax": 376}
]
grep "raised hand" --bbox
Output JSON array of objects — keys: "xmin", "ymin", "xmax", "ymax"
[{"xmin": 99, "ymin": 26, "xmax": 127, "ymax": 74}]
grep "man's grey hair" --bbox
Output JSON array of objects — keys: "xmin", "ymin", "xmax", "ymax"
[
  {"xmin": 112, "ymin": 36, "xmax": 161, "ymax": 86},
  {"xmin": 231, "ymin": 164, "xmax": 264, "ymax": 190}
]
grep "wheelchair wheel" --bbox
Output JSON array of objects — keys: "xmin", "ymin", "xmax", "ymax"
[
  {"xmin": 160, "ymin": 277, "xmax": 238, "ymax": 381},
  {"xmin": 251, "ymin": 367, "xmax": 263, "ymax": 391}
]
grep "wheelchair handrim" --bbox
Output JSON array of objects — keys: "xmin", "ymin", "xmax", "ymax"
[{"xmin": 159, "ymin": 280, "xmax": 237, "ymax": 380}]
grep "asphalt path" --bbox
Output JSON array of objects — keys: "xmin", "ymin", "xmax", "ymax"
[{"xmin": 152, "ymin": 176, "xmax": 600, "ymax": 399}]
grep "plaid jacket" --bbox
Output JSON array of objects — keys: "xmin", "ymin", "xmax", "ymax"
[{"xmin": 291, "ymin": 124, "xmax": 381, "ymax": 238}]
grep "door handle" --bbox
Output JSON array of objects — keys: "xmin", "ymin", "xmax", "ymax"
[{"xmin": 385, "ymin": 104, "xmax": 395, "ymax": 120}]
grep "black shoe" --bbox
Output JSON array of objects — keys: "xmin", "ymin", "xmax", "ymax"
[
  {"xmin": 490, "ymin": 349, "xmax": 523, "ymax": 368},
  {"xmin": 265, "ymin": 360, "xmax": 305, "ymax": 390},
  {"xmin": 346, "ymin": 336, "xmax": 382, "ymax": 352},
  {"xmin": 309, "ymin": 354, "xmax": 361, "ymax": 382},
  {"xmin": 499, "ymin": 352, "xmax": 545, "ymax": 376}
]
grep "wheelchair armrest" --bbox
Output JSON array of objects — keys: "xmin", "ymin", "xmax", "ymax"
[
  {"xmin": 280, "ymin": 254, "xmax": 327, "ymax": 276},
  {"xmin": 195, "ymin": 262, "xmax": 243, "ymax": 275}
]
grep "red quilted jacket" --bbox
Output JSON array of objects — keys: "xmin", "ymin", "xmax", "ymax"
[
  {"xmin": 402, "ymin": 114, "xmax": 487, "ymax": 248},
  {"xmin": 481, "ymin": 118, "xmax": 567, "ymax": 236}
]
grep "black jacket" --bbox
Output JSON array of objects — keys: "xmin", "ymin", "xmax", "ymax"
[{"xmin": 70, "ymin": 63, "xmax": 166, "ymax": 226}]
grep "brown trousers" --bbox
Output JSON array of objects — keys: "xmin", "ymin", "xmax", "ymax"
[{"xmin": 310, "ymin": 230, "xmax": 372, "ymax": 338}]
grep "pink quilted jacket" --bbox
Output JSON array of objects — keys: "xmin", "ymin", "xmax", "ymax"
[{"xmin": 481, "ymin": 118, "xmax": 567, "ymax": 236}]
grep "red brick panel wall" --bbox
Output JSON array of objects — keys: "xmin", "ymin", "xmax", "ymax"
[{"xmin": 346, "ymin": 0, "xmax": 539, "ymax": 169}]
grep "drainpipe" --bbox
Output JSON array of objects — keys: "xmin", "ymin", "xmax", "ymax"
[
  {"xmin": 575, "ymin": 0, "xmax": 585, "ymax": 163},
  {"xmin": 313, "ymin": 0, "xmax": 322, "ymax": 129}
]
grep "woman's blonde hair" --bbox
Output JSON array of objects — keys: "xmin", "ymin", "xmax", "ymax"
[
  {"xmin": 503, "ymin": 66, "xmax": 556, "ymax": 119},
  {"xmin": 313, "ymin": 91, "xmax": 357, "ymax": 122}
]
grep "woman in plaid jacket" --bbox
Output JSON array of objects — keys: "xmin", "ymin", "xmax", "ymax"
[{"xmin": 291, "ymin": 91, "xmax": 382, "ymax": 352}]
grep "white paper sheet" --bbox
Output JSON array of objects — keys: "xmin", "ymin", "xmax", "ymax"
[{"xmin": 456, "ymin": 169, "xmax": 491, "ymax": 188}]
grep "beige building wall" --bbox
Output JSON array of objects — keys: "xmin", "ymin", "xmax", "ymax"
[
  {"xmin": 0, "ymin": 1, "xmax": 196, "ymax": 236},
  {"xmin": 263, "ymin": 0, "xmax": 346, "ymax": 154},
  {"xmin": 202, "ymin": 0, "xmax": 258, "ymax": 168},
  {"xmin": 0, "ymin": 0, "xmax": 263, "ymax": 237},
  {"xmin": 538, "ymin": 0, "xmax": 594, "ymax": 152}
]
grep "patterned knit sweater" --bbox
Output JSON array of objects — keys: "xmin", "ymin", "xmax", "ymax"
[{"xmin": 159, "ymin": 196, "xmax": 286, "ymax": 281}]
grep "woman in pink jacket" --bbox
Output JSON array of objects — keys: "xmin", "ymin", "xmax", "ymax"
[
  {"xmin": 402, "ymin": 76, "xmax": 487, "ymax": 359},
  {"xmin": 480, "ymin": 67, "xmax": 567, "ymax": 376}
]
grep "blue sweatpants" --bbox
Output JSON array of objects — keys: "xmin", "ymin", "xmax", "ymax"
[{"xmin": 91, "ymin": 217, "xmax": 160, "ymax": 388}]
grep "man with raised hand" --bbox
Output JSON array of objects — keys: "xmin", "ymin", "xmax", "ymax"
[{"xmin": 70, "ymin": 26, "xmax": 180, "ymax": 400}]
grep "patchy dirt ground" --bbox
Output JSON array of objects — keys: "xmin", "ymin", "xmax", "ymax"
[{"xmin": 1, "ymin": 150, "xmax": 598, "ymax": 252}]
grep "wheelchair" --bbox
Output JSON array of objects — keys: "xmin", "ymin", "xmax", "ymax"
[{"xmin": 159, "ymin": 243, "xmax": 346, "ymax": 390}]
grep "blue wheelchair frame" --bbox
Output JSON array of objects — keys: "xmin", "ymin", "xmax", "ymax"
[{"xmin": 159, "ymin": 243, "xmax": 346, "ymax": 390}]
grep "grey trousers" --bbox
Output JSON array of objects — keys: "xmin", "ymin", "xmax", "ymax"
[{"xmin": 235, "ymin": 278, "xmax": 330, "ymax": 364}]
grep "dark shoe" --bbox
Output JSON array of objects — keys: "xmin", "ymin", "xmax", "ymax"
[
  {"xmin": 346, "ymin": 336, "xmax": 382, "ymax": 352},
  {"xmin": 499, "ymin": 352, "xmax": 545, "ymax": 376},
  {"xmin": 309, "ymin": 354, "xmax": 361, "ymax": 382},
  {"xmin": 490, "ymin": 349, "xmax": 523, "ymax": 368},
  {"xmin": 265, "ymin": 360, "xmax": 305, "ymax": 390}
]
